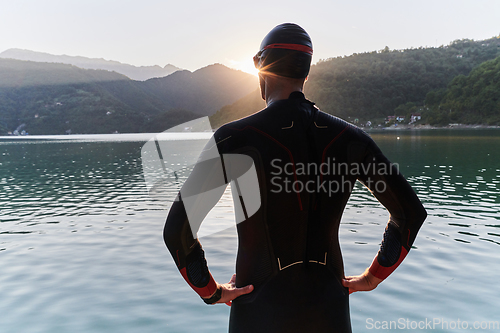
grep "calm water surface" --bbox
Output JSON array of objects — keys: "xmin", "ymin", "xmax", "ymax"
[{"xmin": 0, "ymin": 129, "xmax": 499, "ymax": 332}]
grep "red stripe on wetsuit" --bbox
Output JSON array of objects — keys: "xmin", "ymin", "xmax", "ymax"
[
  {"xmin": 368, "ymin": 246, "xmax": 409, "ymax": 280},
  {"xmin": 179, "ymin": 267, "xmax": 218, "ymax": 299}
]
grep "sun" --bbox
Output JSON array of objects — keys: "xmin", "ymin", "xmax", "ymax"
[{"xmin": 225, "ymin": 56, "xmax": 259, "ymax": 77}]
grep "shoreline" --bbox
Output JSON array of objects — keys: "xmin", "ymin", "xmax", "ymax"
[
  {"xmin": 2, "ymin": 124, "xmax": 500, "ymax": 138},
  {"xmin": 365, "ymin": 123, "xmax": 500, "ymax": 131}
]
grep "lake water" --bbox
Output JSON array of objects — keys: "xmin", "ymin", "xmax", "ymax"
[{"xmin": 0, "ymin": 129, "xmax": 499, "ymax": 332}]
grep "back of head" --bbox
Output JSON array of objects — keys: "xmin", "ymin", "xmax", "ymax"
[{"xmin": 253, "ymin": 23, "xmax": 313, "ymax": 79}]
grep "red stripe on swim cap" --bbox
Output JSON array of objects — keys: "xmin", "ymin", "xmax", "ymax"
[{"xmin": 263, "ymin": 43, "xmax": 313, "ymax": 55}]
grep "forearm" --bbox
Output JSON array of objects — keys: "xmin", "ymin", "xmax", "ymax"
[
  {"xmin": 164, "ymin": 199, "xmax": 218, "ymax": 300},
  {"xmin": 360, "ymin": 143, "xmax": 427, "ymax": 280},
  {"xmin": 366, "ymin": 196, "xmax": 426, "ymax": 281}
]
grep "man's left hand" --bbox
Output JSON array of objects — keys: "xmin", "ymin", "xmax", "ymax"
[
  {"xmin": 215, "ymin": 274, "xmax": 254, "ymax": 306},
  {"xmin": 342, "ymin": 269, "xmax": 383, "ymax": 294}
]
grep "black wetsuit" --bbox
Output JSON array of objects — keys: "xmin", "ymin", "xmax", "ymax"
[{"xmin": 164, "ymin": 92, "xmax": 426, "ymax": 333}]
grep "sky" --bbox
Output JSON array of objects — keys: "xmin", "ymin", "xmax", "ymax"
[{"xmin": 1, "ymin": 0, "xmax": 499, "ymax": 75}]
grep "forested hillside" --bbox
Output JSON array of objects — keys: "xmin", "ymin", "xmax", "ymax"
[
  {"xmin": 305, "ymin": 37, "xmax": 500, "ymax": 121},
  {"xmin": 424, "ymin": 56, "xmax": 500, "ymax": 125},
  {"xmin": 211, "ymin": 36, "xmax": 500, "ymax": 127}
]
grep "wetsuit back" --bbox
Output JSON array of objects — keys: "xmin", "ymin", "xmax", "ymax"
[{"xmin": 164, "ymin": 92, "xmax": 426, "ymax": 333}]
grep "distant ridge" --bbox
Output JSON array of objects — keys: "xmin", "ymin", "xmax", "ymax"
[
  {"xmin": 0, "ymin": 48, "xmax": 181, "ymax": 81},
  {"xmin": 0, "ymin": 58, "xmax": 130, "ymax": 88}
]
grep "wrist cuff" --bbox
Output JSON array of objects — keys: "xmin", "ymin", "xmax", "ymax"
[
  {"xmin": 202, "ymin": 285, "xmax": 222, "ymax": 305},
  {"xmin": 368, "ymin": 246, "xmax": 408, "ymax": 280}
]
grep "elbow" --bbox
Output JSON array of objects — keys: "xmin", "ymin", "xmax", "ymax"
[
  {"xmin": 163, "ymin": 214, "xmax": 181, "ymax": 254},
  {"xmin": 163, "ymin": 218, "xmax": 171, "ymax": 249},
  {"xmin": 163, "ymin": 199, "xmax": 188, "ymax": 252},
  {"xmin": 417, "ymin": 202, "xmax": 427, "ymax": 224},
  {"xmin": 163, "ymin": 207, "xmax": 179, "ymax": 253},
  {"xmin": 163, "ymin": 200, "xmax": 195, "ymax": 257}
]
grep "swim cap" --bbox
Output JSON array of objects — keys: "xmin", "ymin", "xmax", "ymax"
[{"xmin": 253, "ymin": 23, "xmax": 313, "ymax": 79}]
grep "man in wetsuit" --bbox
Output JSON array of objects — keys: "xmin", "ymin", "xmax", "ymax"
[{"xmin": 164, "ymin": 23, "xmax": 427, "ymax": 332}]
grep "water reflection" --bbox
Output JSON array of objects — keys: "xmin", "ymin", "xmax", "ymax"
[{"xmin": 365, "ymin": 129, "xmax": 500, "ymax": 247}]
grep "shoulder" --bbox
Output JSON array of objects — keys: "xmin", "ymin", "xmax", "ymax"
[
  {"xmin": 314, "ymin": 108, "xmax": 372, "ymax": 142},
  {"xmin": 213, "ymin": 100, "xmax": 283, "ymax": 138},
  {"xmin": 212, "ymin": 104, "xmax": 273, "ymax": 152}
]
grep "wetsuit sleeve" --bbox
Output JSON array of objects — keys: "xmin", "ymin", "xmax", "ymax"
[
  {"xmin": 164, "ymin": 199, "xmax": 219, "ymax": 300},
  {"xmin": 356, "ymin": 137, "xmax": 427, "ymax": 280},
  {"xmin": 163, "ymin": 138, "xmax": 228, "ymax": 302}
]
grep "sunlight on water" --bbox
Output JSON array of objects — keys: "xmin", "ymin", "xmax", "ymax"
[{"xmin": 1, "ymin": 129, "xmax": 499, "ymax": 332}]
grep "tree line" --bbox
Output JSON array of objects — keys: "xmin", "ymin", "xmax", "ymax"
[
  {"xmin": 423, "ymin": 55, "xmax": 500, "ymax": 125},
  {"xmin": 305, "ymin": 36, "xmax": 500, "ymax": 124}
]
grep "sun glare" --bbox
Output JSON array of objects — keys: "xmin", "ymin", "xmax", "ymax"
[{"xmin": 226, "ymin": 57, "xmax": 259, "ymax": 77}]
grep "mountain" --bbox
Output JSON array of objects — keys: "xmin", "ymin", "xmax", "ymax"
[
  {"xmin": 143, "ymin": 64, "xmax": 258, "ymax": 116},
  {"xmin": 209, "ymin": 88, "xmax": 265, "ymax": 128},
  {"xmin": 0, "ymin": 59, "xmax": 258, "ymax": 135},
  {"xmin": 0, "ymin": 58, "xmax": 187, "ymax": 134},
  {"xmin": 211, "ymin": 35, "xmax": 500, "ymax": 127},
  {"xmin": 0, "ymin": 48, "xmax": 180, "ymax": 81},
  {"xmin": 0, "ymin": 58, "xmax": 130, "ymax": 88}
]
